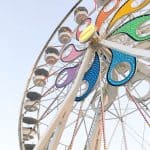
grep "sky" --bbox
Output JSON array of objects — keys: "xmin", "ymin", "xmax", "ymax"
[{"xmin": 0, "ymin": 0, "xmax": 75, "ymax": 149}]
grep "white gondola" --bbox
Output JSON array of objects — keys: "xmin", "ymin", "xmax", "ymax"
[
  {"xmin": 33, "ymin": 68, "xmax": 49, "ymax": 87},
  {"xmin": 45, "ymin": 46, "xmax": 59, "ymax": 65},
  {"xmin": 74, "ymin": 7, "xmax": 88, "ymax": 24},
  {"xmin": 23, "ymin": 127, "xmax": 36, "ymax": 141},
  {"xmin": 24, "ymin": 92, "xmax": 41, "ymax": 112},
  {"xmin": 24, "ymin": 100, "xmax": 39, "ymax": 112},
  {"xmin": 58, "ymin": 27, "xmax": 72, "ymax": 44}
]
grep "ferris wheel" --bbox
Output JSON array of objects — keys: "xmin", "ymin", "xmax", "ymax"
[{"xmin": 18, "ymin": 0, "xmax": 150, "ymax": 150}]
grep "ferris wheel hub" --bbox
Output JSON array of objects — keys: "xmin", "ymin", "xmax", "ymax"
[
  {"xmin": 79, "ymin": 23, "xmax": 106, "ymax": 51},
  {"xmin": 79, "ymin": 24, "xmax": 96, "ymax": 43},
  {"xmin": 89, "ymin": 36, "xmax": 101, "ymax": 50}
]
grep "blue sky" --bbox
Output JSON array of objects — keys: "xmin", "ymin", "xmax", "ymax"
[{"xmin": 0, "ymin": 0, "xmax": 75, "ymax": 149}]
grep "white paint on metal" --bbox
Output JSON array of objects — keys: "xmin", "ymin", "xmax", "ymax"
[{"xmin": 100, "ymin": 39, "xmax": 150, "ymax": 58}]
